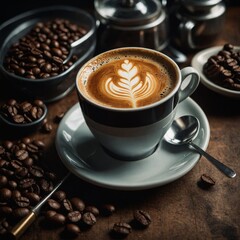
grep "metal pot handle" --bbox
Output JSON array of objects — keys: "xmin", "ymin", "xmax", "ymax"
[{"xmin": 179, "ymin": 20, "xmax": 196, "ymax": 49}]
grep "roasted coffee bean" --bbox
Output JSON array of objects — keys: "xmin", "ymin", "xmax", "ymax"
[
  {"xmin": 54, "ymin": 112, "xmax": 65, "ymax": 123},
  {"xmin": 0, "ymin": 206, "xmax": 13, "ymax": 216},
  {"xmin": 112, "ymin": 222, "xmax": 132, "ymax": 236},
  {"xmin": 0, "ymin": 188, "xmax": 12, "ymax": 201},
  {"xmin": 15, "ymin": 167, "xmax": 28, "ymax": 179},
  {"xmin": 67, "ymin": 211, "xmax": 81, "ymax": 223},
  {"xmin": 133, "ymin": 210, "xmax": 151, "ymax": 228},
  {"xmin": 13, "ymin": 207, "xmax": 30, "ymax": 219},
  {"xmin": 15, "ymin": 149, "xmax": 29, "ymax": 161},
  {"xmin": 42, "ymin": 122, "xmax": 53, "ymax": 133},
  {"xmin": 45, "ymin": 210, "xmax": 57, "ymax": 218},
  {"xmin": 70, "ymin": 197, "xmax": 85, "ymax": 212},
  {"xmin": 62, "ymin": 199, "xmax": 73, "ymax": 212},
  {"xmin": 85, "ymin": 206, "xmax": 99, "ymax": 216},
  {"xmin": 101, "ymin": 203, "xmax": 115, "ymax": 216},
  {"xmin": 53, "ymin": 190, "xmax": 66, "ymax": 202},
  {"xmin": 0, "ymin": 175, "xmax": 7, "ymax": 187},
  {"xmin": 47, "ymin": 199, "xmax": 61, "ymax": 210},
  {"xmin": 39, "ymin": 179, "xmax": 53, "ymax": 192},
  {"xmin": 82, "ymin": 212, "xmax": 96, "ymax": 226},
  {"xmin": 12, "ymin": 190, "xmax": 21, "ymax": 199},
  {"xmin": 0, "ymin": 219, "xmax": 9, "ymax": 235},
  {"xmin": 8, "ymin": 180, "xmax": 17, "ymax": 189},
  {"xmin": 29, "ymin": 165, "xmax": 44, "ymax": 178},
  {"xmin": 198, "ymin": 174, "xmax": 216, "ymax": 189},
  {"xmin": 19, "ymin": 178, "xmax": 35, "ymax": 189},
  {"xmin": 44, "ymin": 171, "xmax": 57, "ymax": 181},
  {"xmin": 15, "ymin": 196, "xmax": 30, "ymax": 207},
  {"xmin": 48, "ymin": 213, "xmax": 66, "ymax": 225},
  {"xmin": 22, "ymin": 192, "xmax": 40, "ymax": 204},
  {"xmin": 65, "ymin": 223, "xmax": 81, "ymax": 236}
]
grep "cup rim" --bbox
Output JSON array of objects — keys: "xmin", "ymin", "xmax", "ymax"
[{"xmin": 76, "ymin": 47, "xmax": 181, "ymax": 112}]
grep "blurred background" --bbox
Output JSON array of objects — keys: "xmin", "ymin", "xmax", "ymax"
[{"xmin": 0, "ymin": 0, "xmax": 240, "ymax": 24}]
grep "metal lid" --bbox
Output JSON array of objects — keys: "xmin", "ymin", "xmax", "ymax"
[
  {"xmin": 94, "ymin": 0, "xmax": 162, "ymax": 27},
  {"xmin": 181, "ymin": 0, "xmax": 222, "ymax": 8}
]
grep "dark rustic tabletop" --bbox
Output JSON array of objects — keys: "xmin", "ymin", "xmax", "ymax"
[{"xmin": 0, "ymin": 4, "xmax": 239, "ymax": 240}]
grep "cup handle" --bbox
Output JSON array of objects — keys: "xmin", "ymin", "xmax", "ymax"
[{"xmin": 179, "ymin": 67, "xmax": 200, "ymax": 103}]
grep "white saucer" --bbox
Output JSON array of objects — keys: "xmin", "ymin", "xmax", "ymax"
[
  {"xmin": 191, "ymin": 46, "xmax": 240, "ymax": 99},
  {"xmin": 56, "ymin": 98, "xmax": 210, "ymax": 190}
]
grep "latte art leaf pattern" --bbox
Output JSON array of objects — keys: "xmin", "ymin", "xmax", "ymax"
[{"xmin": 104, "ymin": 60, "xmax": 158, "ymax": 108}]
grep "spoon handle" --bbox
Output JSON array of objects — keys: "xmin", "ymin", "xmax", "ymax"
[{"xmin": 189, "ymin": 142, "xmax": 236, "ymax": 178}]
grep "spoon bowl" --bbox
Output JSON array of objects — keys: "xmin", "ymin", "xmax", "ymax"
[{"xmin": 164, "ymin": 115, "xmax": 236, "ymax": 178}]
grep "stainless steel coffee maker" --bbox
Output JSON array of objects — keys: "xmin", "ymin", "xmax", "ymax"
[
  {"xmin": 94, "ymin": 0, "xmax": 188, "ymax": 62},
  {"xmin": 94, "ymin": 0, "xmax": 168, "ymax": 52},
  {"xmin": 169, "ymin": 0, "xmax": 226, "ymax": 50}
]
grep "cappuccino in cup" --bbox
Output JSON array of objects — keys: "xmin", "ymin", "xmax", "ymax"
[
  {"xmin": 76, "ymin": 47, "xmax": 199, "ymax": 160},
  {"xmin": 78, "ymin": 48, "xmax": 178, "ymax": 109}
]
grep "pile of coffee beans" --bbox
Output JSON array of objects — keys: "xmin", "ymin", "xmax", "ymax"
[
  {"xmin": 0, "ymin": 136, "xmax": 152, "ymax": 239},
  {"xmin": 0, "ymin": 137, "xmax": 57, "ymax": 235},
  {"xmin": 42, "ymin": 189, "xmax": 118, "ymax": 237},
  {"xmin": 4, "ymin": 18, "xmax": 87, "ymax": 79},
  {"xmin": 203, "ymin": 43, "xmax": 240, "ymax": 90},
  {"xmin": 0, "ymin": 99, "xmax": 46, "ymax": 124}
]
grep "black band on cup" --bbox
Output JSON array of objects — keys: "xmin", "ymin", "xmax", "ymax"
[{"xmin": 78, "ymin": 94, "xmax": 179, "ymax": 128}]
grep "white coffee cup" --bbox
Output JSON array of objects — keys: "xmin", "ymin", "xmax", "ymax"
[{"xmin": 76, "ymin": 47, "xmax": 199, "ymax": 160}]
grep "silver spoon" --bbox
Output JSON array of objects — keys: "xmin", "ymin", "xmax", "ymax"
[{"xmin": 164, "ymin": 115, "xmax": 236, "ymax": 178}]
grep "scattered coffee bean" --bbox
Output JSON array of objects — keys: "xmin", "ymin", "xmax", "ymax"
[
  {"xmin": 42, "ymin": 122, "xmax": 53, "ymax": 133},
  {"xmin": 46, "ymin": 212, "xmax": 66, "ymax": 226},
  {"xmin": 198, "ymin": 174, "xmax": 216, "ymax": 189},
  {"xmin": 47, "ymin": 199, "xmax": 61, "ymax": 210},
  {"xmin": 67, "ymin": 211, "xmax": 81, "ymax": 223},
  {"xmin": 112, "ymin": 222, "xmax": 132, "ymax": 236},
  {"xmin": 62, "ymin": 199, "xmax": 73, "ymax": 212},
  {"xmin": 82, "ymin": 212, "xmax": 97, "ymax": 227},
  {"xmin": 53, "ymin": 190, "xmax": 66, "ymax": 202},
  {"xmin": 65, "ymin": 223, "xmax": 81, "ymax": 236},
  {"xmin": 133, "ymin": 210, "xmax": 151, "ymax": 228},
  {"xmin": 54, "ymin": 112, "xmax": 65, "ymax": 123},
  {"xmin": 101, "ymin": 203, "xmax": 115, "ymax": 216},
  {"xmin": 85, "ymin": 205, "xmax": 99, "ymax": 216},
  {"xmin": 70, "ymin": 197, "xmax": 85, "ymax": 212}
]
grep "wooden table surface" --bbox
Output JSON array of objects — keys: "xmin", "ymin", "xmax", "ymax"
[{"xmin": 0, "ymin": 6, "xmax": 239, "ymax": 240}]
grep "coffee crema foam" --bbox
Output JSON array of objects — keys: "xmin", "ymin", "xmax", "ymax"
[{"xmin": 78, "ymin": 52, "xmax": 177, "ymax": 108}]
